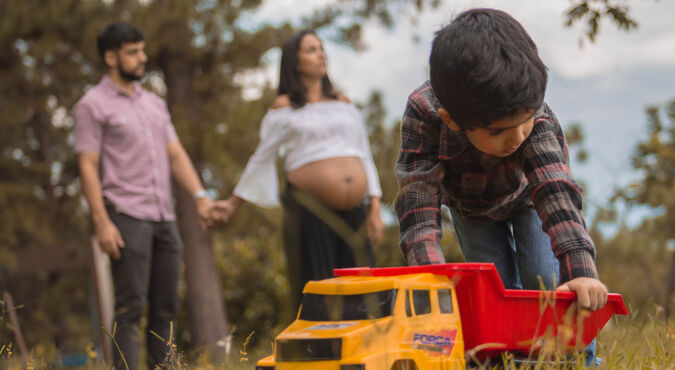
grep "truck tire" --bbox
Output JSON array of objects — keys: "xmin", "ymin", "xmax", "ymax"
[{"xmin": 390, "ymin": 359, "xmax": 418, "ymax": 370}]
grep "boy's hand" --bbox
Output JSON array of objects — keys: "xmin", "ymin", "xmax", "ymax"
[{"xmin": 556, "ymin": 277, "xmax": 608, "ymax": 311}]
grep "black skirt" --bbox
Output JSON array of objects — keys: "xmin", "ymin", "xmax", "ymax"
[{"xmin": 281, "ymin": 182, "xmax": 375, "ymax": 308}]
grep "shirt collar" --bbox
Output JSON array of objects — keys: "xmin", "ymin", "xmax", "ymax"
[
  {"xmin": 478, "ymin": 151, "xmax": 504, "ymax": 169},
  {"xmin": 101, "ymin": 75, "xmax": 142, "ymax": 98}
]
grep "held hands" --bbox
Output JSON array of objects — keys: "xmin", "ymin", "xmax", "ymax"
[
  {"xmin": 195, "ymin": 195, "xmax": 242, "ymax": 228},
  {"xmin": 95, "ymin": 219, "xmax": 125, "ymax": 259},
  {"xmin": 195, "ymin": 197, "xmax": 216, "ymax": 229},
  {"xmin": 209, "ymin": 196, "xmax": 243, "ymax": 225},
  {"xmin": 210, "ymin": 199, "xmax": 237, "ymax": 224},
  {"xmin": 556, "ymin": 277, "xmax": 608, "ymax": 311}
]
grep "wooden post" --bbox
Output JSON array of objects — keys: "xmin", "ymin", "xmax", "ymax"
[
  {"xmin": 3, "ymin": 291, "xmax": 28, "ymax": 366},
  {"xmin": 90, "ymin": 237, "xmax": 114, "ymax": 365}
]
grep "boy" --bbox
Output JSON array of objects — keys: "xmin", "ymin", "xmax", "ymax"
[{"xmin": 395, "ymin": 7, "xmax": 607, "ymax": 327}]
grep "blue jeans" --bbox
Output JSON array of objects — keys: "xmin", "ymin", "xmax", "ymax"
[
  {"xmin": 450, "ymin": 206, "xmax": 598, "ymax": 366},
  {"xmin": 450, "ymin": 206, "xmax": 558, "ymax": 290}
]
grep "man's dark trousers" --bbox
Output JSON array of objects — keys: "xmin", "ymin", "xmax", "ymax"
[{"xmin": 107, "ymin": 207, "xmax": 183, "ymax": 370}]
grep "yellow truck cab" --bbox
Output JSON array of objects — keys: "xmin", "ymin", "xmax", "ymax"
[{"xmin": 256, "ymin": 273, "xmax": 465, "ymax": 370}]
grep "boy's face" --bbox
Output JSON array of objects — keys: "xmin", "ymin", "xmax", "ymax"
[{"xmin": 439, "ymin": 108, "xmax": 535, "ymax": 157}]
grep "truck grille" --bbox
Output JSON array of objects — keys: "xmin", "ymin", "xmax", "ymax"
[{"xmin": 276, "ymin": 338, "xmax": 342, "ymax": 361}]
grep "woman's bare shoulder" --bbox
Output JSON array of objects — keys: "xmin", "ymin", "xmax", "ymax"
[
  {"xmin": 271, "ymin": 94, "xmax": 291, "ymax": 110},
  {"xmin": 337, "ymin": 94, "xmax": 351, "ymax": 103}
]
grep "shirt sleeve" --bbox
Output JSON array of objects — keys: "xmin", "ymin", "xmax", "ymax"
[
  {"xmin": 394, "ymin": 95, "xmax": 446, "ymax": 266},
  {"xmin": 352, "ymin": 107, "xmax": 382, "ymax": 198},
  {"xmin": 233, "ymin": 109, "xmax": 288, "ymax": 208},
  {"xmin": 522, "ymin": 106, "xmax": 598, "ymax": 283},
  {"xmin": 72, "ymin": 99, "xmax": 103, "ymax": 154}
]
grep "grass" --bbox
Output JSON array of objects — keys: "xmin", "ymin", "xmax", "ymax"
[
  {"xmin": 594, "ymin": 312, "xmax": 672, "ymax": 369},
  {"xmin": 0, "ymin": 312, "xmax": 671, "ymax": 369}
]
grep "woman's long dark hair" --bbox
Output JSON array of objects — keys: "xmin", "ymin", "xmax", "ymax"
[{"xmin": 278, "ymin": 30, "xmax": 338, "ymax": 108}]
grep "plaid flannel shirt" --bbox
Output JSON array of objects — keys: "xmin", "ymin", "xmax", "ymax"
[{"xmin": 394, "ymin": 81, "xmax": 598, "ymax": 283}]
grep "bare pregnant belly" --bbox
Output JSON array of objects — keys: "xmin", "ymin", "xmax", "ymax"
[{"xmin": 287, "ymin": 157, "xmax": 368, "ymax": 210}]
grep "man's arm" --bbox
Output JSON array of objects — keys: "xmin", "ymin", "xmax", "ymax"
[
  {"xmin": 167, "ymin": 141, "xmax": 214, "ymax": 228},
  {"xmin": 78, "ymin": 152, "xmax": 125, "ymax": 259},
  {"xmin": 394, "ymin": 90, "xmax": 446, "ymax": 265}
]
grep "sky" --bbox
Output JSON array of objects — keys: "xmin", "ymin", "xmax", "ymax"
[{"xmin": 242, "ymin": 0, "xmax": 675, "ymax": 227}]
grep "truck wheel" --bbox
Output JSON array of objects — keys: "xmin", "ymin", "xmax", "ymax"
[{"xmin": 390, "ymin": 359, "xmax": 418, "ymax": 370}]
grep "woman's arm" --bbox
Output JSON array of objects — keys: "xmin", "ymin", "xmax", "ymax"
[{"xmin": 366, "ymin": 196, "xmax": 384, "ymax": 244}]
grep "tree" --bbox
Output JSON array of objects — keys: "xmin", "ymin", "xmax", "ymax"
[
  {"xmin": 0, "ymin": 0, "xmax": 444, "ymax": 362},
  {"xmin": 593, "ymin": 100, "xmax": 675, "ymax": 318},
  {"xmin": 3, "ymin": 0, "xmax": 659, "ymax": 364},
  {"xmin": 564, "ymin": 0, "xmax": 640, "ymax": 44}
]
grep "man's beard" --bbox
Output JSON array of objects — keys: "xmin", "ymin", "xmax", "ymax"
[{"xmin": 118, "ymin": 63, "xmax": 144, "ymax": 82}]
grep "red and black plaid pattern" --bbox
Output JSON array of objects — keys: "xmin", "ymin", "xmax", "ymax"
[{"xmin": 394, "ymin": 82, "xmax": 598, "ymax": 283}]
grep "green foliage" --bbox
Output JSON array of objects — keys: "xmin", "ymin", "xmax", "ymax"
[
  {"xmin": 216, "ymin": 227, "xmax": 290, "ymax": 347},
  {"xmin": 591, "ymin": 99, "xmax": 675, "ymax": 318},
  {"xmin": 596, "ymin": 314, "xmax": 673, "ymax": 368},
  {"xmin": 564, "ymin": 124, "xmax": 589, "ymax": 164},
  {"xmin": 0, "ymin": 0, "xmax": 440, "ymax": 358},
  {"xmin": 0, "ymin": 0, "xmax": 105, "ymax": 354},
  {"xmin": 565, "ymin": 0, "xmax": 640, "ymax": 44},
  {"xmin": 3, "ymin": 0, "xmax": 667, "ymax": 366}
]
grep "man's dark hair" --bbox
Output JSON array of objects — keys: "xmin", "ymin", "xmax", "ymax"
[
  {"xmin": 96, "ymin": 22, "xmax": 145, "ymax": 59},
  {"xmin": 429, "ymin": 8, "xmax": 547, "ymax": 130},
  {"xmin": 278, "ymin": 30, "xmax": 337, "ymax": 109}
]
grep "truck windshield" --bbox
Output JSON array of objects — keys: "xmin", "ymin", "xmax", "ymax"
[{"xmin": 299, "ymin": 289, "xmax": 397, "ymax": 321}]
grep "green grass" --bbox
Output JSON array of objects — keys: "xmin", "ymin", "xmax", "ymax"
[{"xmin": 1, "ymin": 314, "xmax": 671, "ymax": 369}]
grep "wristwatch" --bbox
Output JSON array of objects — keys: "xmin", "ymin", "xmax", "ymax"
[{"xmin": 194, "ymin": 189, "xmax": 210, "ymax": 200}]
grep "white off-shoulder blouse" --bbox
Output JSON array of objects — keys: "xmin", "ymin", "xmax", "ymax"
[{"xmin": 233, "ymin": 100, "xmax": 382, "ymax": 207}]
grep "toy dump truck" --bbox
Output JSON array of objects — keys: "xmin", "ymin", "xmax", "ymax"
[{"xmin": 256, "ymin": 263, "xmax": 627, "ymax": 370}]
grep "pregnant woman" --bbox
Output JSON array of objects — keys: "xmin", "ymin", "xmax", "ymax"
[{"xmin": 216, "ymin": 30, "xmax": 384, "ymax": 308}]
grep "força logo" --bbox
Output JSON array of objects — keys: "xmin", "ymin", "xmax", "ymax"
[{"xmin": 411, "ymin": 329, "xmax": 458, "ymax": 355}]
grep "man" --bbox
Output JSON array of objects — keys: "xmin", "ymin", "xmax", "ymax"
[{"xmin": 72, "ymin": 22, "xmax": 214, "ymax": 369}]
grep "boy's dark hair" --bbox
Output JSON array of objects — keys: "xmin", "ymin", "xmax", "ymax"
[
  {"xmin": 96, "ymin": 22, "xmax": 145, "ymax": 59},
  {"xmin": 429, "ymin": 8, "xmax": 547, "ymax": 130},
  {"xmin": 278, "ymin": 30, "xmax": 337, "ymax": 109}
]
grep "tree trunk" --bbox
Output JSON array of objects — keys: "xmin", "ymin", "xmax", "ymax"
[
  {"xmin": 157, "ymin": 43, "xmax": 230, "ymax": 360},
  {"xmin": 174, "ymin": 185, "xmax": 230, "ymax": 361}
]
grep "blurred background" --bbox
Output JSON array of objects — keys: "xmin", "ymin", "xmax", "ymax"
[{"xmin": 0, "ymin": 0, "xmax": 672, "ymax": 368}]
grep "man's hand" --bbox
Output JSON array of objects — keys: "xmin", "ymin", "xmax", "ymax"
[
  {"xmin": 196, "ymin": 197, "xmax": 215, "ymax": 229},
  {"xmin": 556, "ymin": 277, "xmax": 608, "ymax": 311},
  {"xmin": 95, "ymin": 219, "xmax": 125, "ymax": 259}
]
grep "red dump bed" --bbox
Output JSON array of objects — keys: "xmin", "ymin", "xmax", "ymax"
[{"xmin": 335, "ymin": 263, "xmax": 627, "ymax": 358}]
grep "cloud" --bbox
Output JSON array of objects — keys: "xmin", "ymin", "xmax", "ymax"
[{"xmin": 547, "ymin": 29, "xmax": 675, "ymax": 79}]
